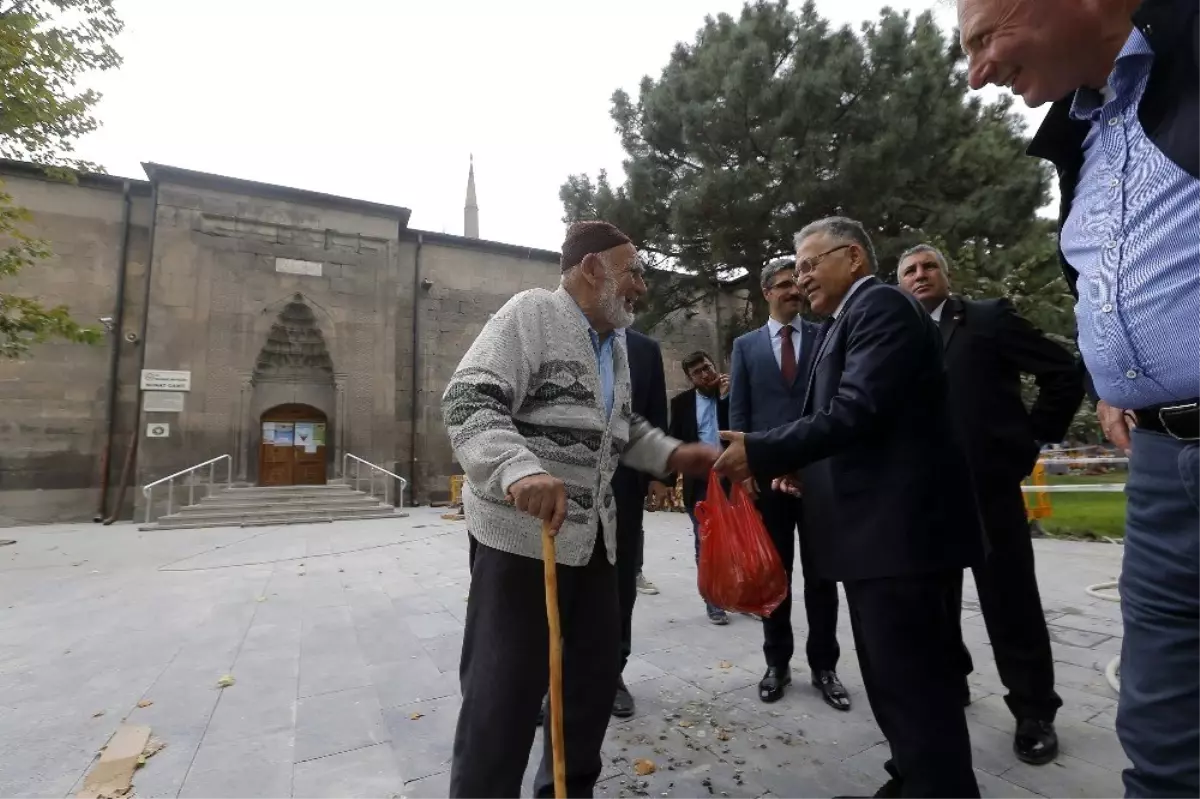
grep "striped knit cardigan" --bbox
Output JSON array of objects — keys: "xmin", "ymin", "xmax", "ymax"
[{"xmin": 441, "ymin": 287, "xmax": 680, "ymax": 566}]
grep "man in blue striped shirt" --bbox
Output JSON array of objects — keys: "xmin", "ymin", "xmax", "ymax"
[{"xmin": 957, "ymin": 0, "xmax": 1198, "ymax": 796}]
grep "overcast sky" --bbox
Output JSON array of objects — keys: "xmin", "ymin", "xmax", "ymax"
[{"xmin": 72, "ymin": 0, "xmax": 1045, "ymax": 253}]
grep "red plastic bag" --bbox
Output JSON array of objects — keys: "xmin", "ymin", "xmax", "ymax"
[{"xmin": 694, "ymin": 471, "xmax": 788, "ymax": 617}]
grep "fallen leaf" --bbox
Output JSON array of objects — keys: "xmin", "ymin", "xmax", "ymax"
[
  {"xmin": 92, "ymin": 711, "xmax": 105, "ymax": 718},
  {"xmin": 718, "ymin": 661, "xmax": 733, "ymax": 669},
  {"xmin": 409, "ymin": 712, "xmax": 424, "ymax": 720},
  {"xmin": 716, "ymin": 730, "xmax": 731, "ymax": 741},
  {"xmin": 136, "ymin": 700, "xmax": 153, "ymax": 708},
  {"xmin": 677, "ymin": 720, "xmax": 693, "ymax": 728},
  {"xmin": 216, "ymin": 675, "xmax": 235, "ymax": 688},
  {"xmin": 633, "ymin": 758, "xmax": 656, "ymax": 776}
]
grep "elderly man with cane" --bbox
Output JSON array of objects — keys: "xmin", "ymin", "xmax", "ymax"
[{"xmin": 442, "ymin": 220, "xmax": 719, "ymax": 798}]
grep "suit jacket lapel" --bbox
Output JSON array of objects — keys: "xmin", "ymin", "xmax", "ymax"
[
  {"xmin": 801, "ymin": 318, "xmax": 836, "ymax": 413},
  {"xmin": 757, "ymin": 325, "xmax": 776, "ymax": 374},
  {"xmin": 940, "ymin": 296, "xmax": 964, "ymax": 351},
  {"xmin": 800, "ymin": 277, "xmax": 879, "ymax": 411},
  {"xmin": 684, "ymin": 388, "xmax": 699, "ymax": 441},
  {"xmin": 796, "ymin": 322, "xmax": 818, "ymax": 389}
]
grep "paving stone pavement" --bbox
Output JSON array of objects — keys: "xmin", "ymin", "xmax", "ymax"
[{"xmin": 0, "ymin": 509, "xmax": 1128, "ymax": 798}]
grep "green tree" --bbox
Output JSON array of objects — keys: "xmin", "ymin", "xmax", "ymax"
[
  {"xmin": 560, "ymin": 0, "xmax": 1056, "ymax": 351},
  {"xmin": 0, "ymin": 0, "xmax": 123, "ymax": 358}
]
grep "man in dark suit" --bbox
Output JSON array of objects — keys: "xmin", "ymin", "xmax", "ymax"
[
  {"xmin": 730, "ymin": 258, "xmax": 847, "ymax": 709},
  {"xmin": 716, "ymin": 217, "xmax": 983, "ymax": 798},
  {"xmin": 669, "ymin": 351, "xmax": 732, "ymax": 625},
  {"xmin": 898, "ymin": 244, "xmax": 1083, "ymax": 766},
  {"xmin": 610, "ymin": 327, "xmax": 669, "ymax": 717}
]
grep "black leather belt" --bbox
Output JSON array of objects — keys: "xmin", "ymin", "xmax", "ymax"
[{"xmin": 1133, "ymin": 399, "xmax": 1199, "ymax": 441}]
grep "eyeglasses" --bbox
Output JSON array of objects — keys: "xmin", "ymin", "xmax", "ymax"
[
  {"xmin": 768, "ymin": 277, "xmax": 799, "ymax": 292},
  {"xmin": 796, "ymin": 244, "xmax": 852, "ymax": 275}
]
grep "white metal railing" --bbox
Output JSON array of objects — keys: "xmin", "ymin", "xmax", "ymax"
[
  {"xmin": 343, "ymin": 453, "xmax": 407, "ymax": 508},
  {"xmin": 142, "ymin": 454, "xmax": 232, "ymax": 524},
  {"xmin": 1023, "ymin": 455, "xmax": 1128, "ymax": 493}
]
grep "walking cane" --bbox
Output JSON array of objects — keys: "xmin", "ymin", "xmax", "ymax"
[{"xmin": 541, "ymin": 520, "xmax": 567, "ymax": 799}]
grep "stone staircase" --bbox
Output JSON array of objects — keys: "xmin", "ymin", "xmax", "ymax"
[{"xmin": 139, "ymin": 483, "xmax": 405, "ymax": 531}]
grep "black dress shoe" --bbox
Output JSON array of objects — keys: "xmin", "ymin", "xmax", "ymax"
[
  {"xmin": 759, "ymin": 666, "xmax": 791, "ymax": 703},
  {"xmin": 812, "ymin": 669, "xmax": 851, "ymax": 711},
  {"xmin": 612, "ymin": 679, "xmax": 635, "ymax": 718},
  {"xmin": 1014, "ymin": 718, "xmax": 1058, "ymax": 765}
]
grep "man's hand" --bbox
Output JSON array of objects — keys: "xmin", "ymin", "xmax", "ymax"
[
  {"xmin": 771, "ymin": 474, "xmax": 803, "ymax": 497},
  {"xmin": 714, "ymin": 431, "xmax": 750, "ymax": 482},
  {"xmin": 741, "ymin": 478, "xmax": 759, "ymax": 500},
  {"xmin": 507, "ymin": 473, "xmax": 568, "ymax": 533},
  {"xmin": 718, "ymin": 374, "xmax": 731, "ymax": 398},
  {"xmin": 1097, "ymin": 400, "xmax": 1134, "ymax": 454},
  {"xmin": 667, "ymin": 443, "xmax": 721, "ymax": 477},
  {"xmin": 648, "ymin": 480, "xmax": 672, "ymax": 509}
]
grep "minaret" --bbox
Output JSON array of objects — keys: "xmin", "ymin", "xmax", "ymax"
[{"xmin": 464, "ymin": 155, "xmax": 479, "ymax": 239}]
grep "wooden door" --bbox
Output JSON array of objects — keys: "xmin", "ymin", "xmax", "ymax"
[
  {"xmin": 259, "ymin": 421, "xmax": 295, "ymax": 486},
  {"xmin": 292, "ymin": 422, "xmax": 327, "ymax": 485},
  {"xmin": 259, "ymin": 406, "xmax": 329, "ymax": 486}
]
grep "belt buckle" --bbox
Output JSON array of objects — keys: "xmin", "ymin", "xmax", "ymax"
[{"xmin": 1157, "ymin": 402, "xmax": 1200, "ymax": 442}]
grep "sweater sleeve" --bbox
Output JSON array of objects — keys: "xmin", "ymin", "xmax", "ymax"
[
  {"xmin": 619, "ymin": 413, "xmax": 681, "ymax": 478},
  {"xmin": 441, "ymin": 293, "xmax": 547, "ymax": 497}
]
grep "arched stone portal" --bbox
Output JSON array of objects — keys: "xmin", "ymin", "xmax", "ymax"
[
  {"xmin": 259, "ymin": 403, "xmax": 329, "ymax": 486},
  {"xmin": 246, "ymin": 294, "xmax": 339, "ymax": 485}
]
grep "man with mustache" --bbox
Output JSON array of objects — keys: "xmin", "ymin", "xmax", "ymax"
[
  {"xmin": 729, "ymin": 257, "xmax": 847, "ymax": 709},
  {"xmin": 957, "ymin": 0, "xmax": 1198, "ymax": 794},
  {"xmin": 668, "ymin": 350, "xmax": 732, "ymax": 625},
  {"xmin": 898, "ymin": 244, "xmax": 1083, "ymax": 766},
  {"xmin": 442, "ymin": 220, "xmax": 720, "ymax": 797},
  {"xmin": 715, "ymin": 217, "xmax": 983, "ymax": 797}
]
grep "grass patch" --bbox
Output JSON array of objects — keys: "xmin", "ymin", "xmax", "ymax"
[{"xmin": 1027, "ymin": 473, "xmax": 1127, "ymax": 540}]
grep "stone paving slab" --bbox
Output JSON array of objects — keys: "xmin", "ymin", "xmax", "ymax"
[{"xmin": 0, "ymin": 509, "xmax": 1128, "ymax": 797}]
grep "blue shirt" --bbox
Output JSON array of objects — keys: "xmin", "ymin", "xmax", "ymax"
[
  {"xmin": 572, "ymin": 301, "xmax": 621, "ymax": 418},
  {"xmin": 1060, "ymin": 28, "xmax": 1200, "ymax": 409},
  {"xmin": 694, "ymin": 392, "xmax": 720, "ymax": 447}
]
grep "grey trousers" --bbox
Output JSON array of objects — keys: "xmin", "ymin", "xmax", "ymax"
[{"xmin": 449, "ymin": 534, "xmax": 619, "ymax": 798}]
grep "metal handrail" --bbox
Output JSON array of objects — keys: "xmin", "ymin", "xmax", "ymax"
[
  {"xmin": 343, "ymin": 453, "xmax": 408, "ymax": 508},
  {"xmin": 142, "ymin": 454, "xmax": 232, "ymax": 524}
]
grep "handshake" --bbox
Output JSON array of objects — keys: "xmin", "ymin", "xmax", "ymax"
[
  {"xmin": 507, "ymin": 442, "xmax": 721, "ymax": 533},
  {"xmin": 713, "ymin": 431, "xmax": 801, "ymax": 499}
]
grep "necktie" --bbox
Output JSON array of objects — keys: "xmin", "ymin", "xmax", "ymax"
[{"xmin": 779, "ymin": 324, "xmax": 797, "ymax": 384}]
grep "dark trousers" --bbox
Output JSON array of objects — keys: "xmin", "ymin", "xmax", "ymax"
[
  {"xmin": 948, "ymin": 478, "xmax": 1061, "ymax": 722},
  {"xmin": 845, "ymin": 570, "xmax": 979, "ymax": 798},
  {"xmin": 758, "ymin": 493, "xmax": 840, "ymax": 672},
  {"xmin": 449, "ymin": 536, "xmax": 620, "ymax": 798},
  {"xmin": 686, "ymin": 507, "xmax": 721, "ymax": 615},
  {"xmin": 615, "ymin": 501, "xmax": 644, "ymax": 675},
  {"xmin": 1117, "ymin": 429, "xmax": 1199, "ymax": 798}
]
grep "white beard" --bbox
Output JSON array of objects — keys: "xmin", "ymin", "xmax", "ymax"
[{"xmin": 600, "ymin": 275, "xmax": 636, "ymax": 329}]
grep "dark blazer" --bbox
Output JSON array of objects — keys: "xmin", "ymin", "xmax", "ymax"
[
  {"xmin": 612, "ymin": 329, "xmax": 669, "ymax": 520},
  {"xmin": 744, "ymin": 277, "xmax": 983, "ymax": 583},
  {"xmin": 940, "ymin": 296, "xmax": 1084, "ymax": 483},
  {"xmin": 668, "ymin": 387, "xmax": 729, "ymax": 510},
  {"xmin": 729, "ymin": 319, "xmax": 820, "ymax": 433}
]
